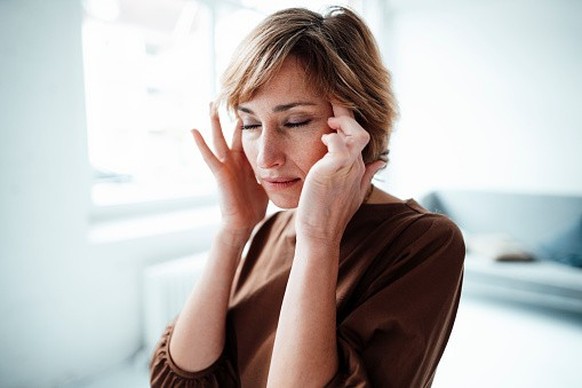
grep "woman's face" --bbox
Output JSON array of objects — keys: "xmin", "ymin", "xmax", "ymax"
[{"xmin": 238, "ymin": 57, "xmax": 333, "ymax": 209}]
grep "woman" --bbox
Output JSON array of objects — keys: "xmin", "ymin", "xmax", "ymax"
[{"xmin": 150, "ymin": 6, "xmax": 464, "ymax": 387}]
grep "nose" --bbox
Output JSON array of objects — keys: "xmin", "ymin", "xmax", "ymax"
[{"xmin": 257, "ymin": 128, "xmax": 285, "ymax": 169}]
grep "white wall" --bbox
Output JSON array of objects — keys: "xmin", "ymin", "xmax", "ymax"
[
  {"xmin": 0, "ymin": 1, "xmax": 208, "ymax": 386},
  {"xmin": 378, "ymin": 0, "xmax": 582, "ymax": 198},
  {"xmin": 1, "ymin": 1, "xmax": 107, "ymax": 386}
]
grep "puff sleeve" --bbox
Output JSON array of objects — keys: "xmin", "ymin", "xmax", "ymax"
[{"xmin": 149, "ymin": 322, "xmax": 239, "ymax": 387}]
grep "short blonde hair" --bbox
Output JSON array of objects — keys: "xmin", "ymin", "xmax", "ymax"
[{"xmin": 219, "ymin": 6, "xmax": 398, "ymax": 163}]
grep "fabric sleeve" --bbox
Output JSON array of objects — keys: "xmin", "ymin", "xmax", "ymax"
[
  {"xmin": 327, "ymin": 215, "xmax": 465, "ymax": 387},
  {"xmin": 149, "ymin": 321, "xmax": 239, "ymax": 387}
]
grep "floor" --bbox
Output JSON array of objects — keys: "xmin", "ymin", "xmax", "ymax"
[
  {"xmin": 433, "ymin": 295, "xmax": 582, "ymax": 387},
  {"xmin": 66, "ymin": 295, "xmax": 582, "ymax": 388}
]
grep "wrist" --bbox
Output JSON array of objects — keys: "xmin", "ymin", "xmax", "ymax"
[
  {"xmin": 294, "ymin": 235, "xmax": 341, "ymax": 263},
  {"xmin": 295, "ymin": 223, "xmax": 343, "ymax": 250},
  {"xmin": 216, "ymin": 225, "xmax": 253, "ymax": 247},
  {"xmin": 295, "ymin": 209, "xmax": 347, "ymax": 248}
]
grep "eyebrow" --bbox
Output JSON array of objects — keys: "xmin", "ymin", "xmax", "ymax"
[{"xmin": 237, "ymin": 102, "xmax": 317, "ymax": 114}]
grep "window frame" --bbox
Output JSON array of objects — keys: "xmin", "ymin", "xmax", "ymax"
[{"xmin": 84, "ymin": 0, "xmax": 367, "ymax": 227}]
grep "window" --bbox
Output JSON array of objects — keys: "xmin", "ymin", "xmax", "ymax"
[{"xmin": 82, "ymin": 0, "xmax": 362, "ymax": 209}]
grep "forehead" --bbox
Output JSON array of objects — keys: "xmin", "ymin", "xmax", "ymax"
[{"xmin": 243, "ymin": 57, "xmax": 323, "ymax": 106}]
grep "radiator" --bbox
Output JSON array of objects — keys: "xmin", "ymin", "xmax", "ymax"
[{"xmin": 142, "ymin": 252, "xmax": 208, "ymax": 354}]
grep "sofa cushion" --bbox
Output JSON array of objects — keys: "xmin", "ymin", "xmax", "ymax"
[
  {"xmin": 540, "ymin": 217, "xmax": 582, "ymax": 268},
  {"xmin": 467, "ymin": 233, "xmax": 535, "ymax": 262}
]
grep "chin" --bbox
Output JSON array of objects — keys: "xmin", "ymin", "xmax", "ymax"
[{"xmin": 269, "ymin": 195, "xmax": 299, "ymax": 210}]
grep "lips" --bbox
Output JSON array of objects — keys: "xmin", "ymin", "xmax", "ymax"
[{"xmin": 261, "ymin": 177, "xmax": 301, "ymax": 190}]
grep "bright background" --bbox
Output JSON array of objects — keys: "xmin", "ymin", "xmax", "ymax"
[{"xmin": 1, "ymin": 0, "xmax": 581, "ymax": 386}]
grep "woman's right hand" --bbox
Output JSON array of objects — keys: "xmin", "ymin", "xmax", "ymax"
[{"xmin": 192, "ymin": 103, "xmax": 269, "ymax": 239}]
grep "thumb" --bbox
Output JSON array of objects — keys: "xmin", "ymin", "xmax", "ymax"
[{"xmin": 362, "ymin": 160, "xmax": 386, "ymax": 186}]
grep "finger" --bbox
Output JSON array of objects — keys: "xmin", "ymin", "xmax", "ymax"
[
  {"xmin": 322, "ymin": 133, "xmax": 350, "ymax": 160},
  {"xmin": 209, "ymin": 102, "xmax": 229, "ymax": 159},
  {"xmin": 328, "ymin": 114, "xmax": 370, "ymax": 139},
  {"xmin": 230, "ymin": 118, "xmax": 244, "ymax": 151},
  {"xmin": 328, "ymin": 115, "xmax": 370, "ymax": 150},
  {"xmin": 331, "ymin": 102, "xmax": 355, "ymax": 119},
  {"xmin": 330, "ymin": 102, "xmax": 355, "ymax": 140},
  {"xmin": 329, "ymin": 103, "xmax": 368, "ymax": 145},
  {"xmin": 192, "ymin": 129, "xmax": 222, "ymax": 173}
]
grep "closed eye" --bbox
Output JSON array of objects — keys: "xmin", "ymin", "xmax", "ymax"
[
  {"xmin": 241, "ymin": 123, "xmax": 261, "ymax": 130},
  {"xmin": 285, "ymin": 119, "xmax": 311, "ymax": 128}
]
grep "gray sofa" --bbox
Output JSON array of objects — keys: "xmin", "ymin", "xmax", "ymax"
[{"xmin": 420, "ymin": 190, "xmax": 582, "ymax": 316}]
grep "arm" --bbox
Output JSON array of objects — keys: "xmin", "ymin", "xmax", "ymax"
[
  {"xmin": 329, "ymin": 216, "xmax": 465, "ymax": 386},
  {"xmin": 267, "ymin": 238, "xmax": 341, "ymax": 386},
  {"xmin": 168, "ymin": 104, "xmax": 268, "ymax": 372},
  {"xmin": 267, "ymin": 104, "xmax": 385, "ymax": 386},
  {"xmin": 169, "ymin": 227, "xmax": 248, "ymax": 371}
]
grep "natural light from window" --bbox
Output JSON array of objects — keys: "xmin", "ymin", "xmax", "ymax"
[{"xmin": 82, "ymin": 0, "xmax": 362, "ymax": 208}]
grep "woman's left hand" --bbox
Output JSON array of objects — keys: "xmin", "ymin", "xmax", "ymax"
[{"xmin": 295, "ymin": 103, "xmax": 385, "ymax": 246}]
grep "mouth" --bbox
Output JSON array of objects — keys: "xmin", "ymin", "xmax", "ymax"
[{"xmin": 261, "ymin": 177, "xmax": 301, "ymax": 190}]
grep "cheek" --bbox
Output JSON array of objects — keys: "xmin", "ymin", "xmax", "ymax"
[
  {"xmin": 293, "ymin": 134, "xmax": 328, "ymax": 171},
  {"xmin": 242, "ymin": 137, "xmax": 257, "ymax": 169}
]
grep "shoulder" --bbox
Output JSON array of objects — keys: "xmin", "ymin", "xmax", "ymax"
[
  {"xmin": 362, "ymin": 198, "xmax": 463, "ymax": 238},
  {"xmin": 361, "ymin": 200, "xmax": 465, "ymax": 295},
  {"xmin": 353, "ymin": 199, "xmax": 465, "ymax": 267},
  {"xmin": 401, "ymin": 200, "xmax": 465, "ymax": 260},
  {"xmin": 406, "ymin": 200, "xmax": 464, "ymax": 245},
  {"xmin": 395, "ymin": 202, "xmax": 466, "ymax": 281}
]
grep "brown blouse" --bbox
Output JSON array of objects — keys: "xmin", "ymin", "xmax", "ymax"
[{"xmin": 150, "ymin": 200, "xmax": 465, "ymax": 387}]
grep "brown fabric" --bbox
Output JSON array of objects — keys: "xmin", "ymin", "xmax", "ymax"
[
  {"xmin": 150, "ymin": 200, "xmax": 465, "ymax": 387},
  {"xmin": 150, "ymin": 322, "xmax": 239, "ymax": 387}
]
